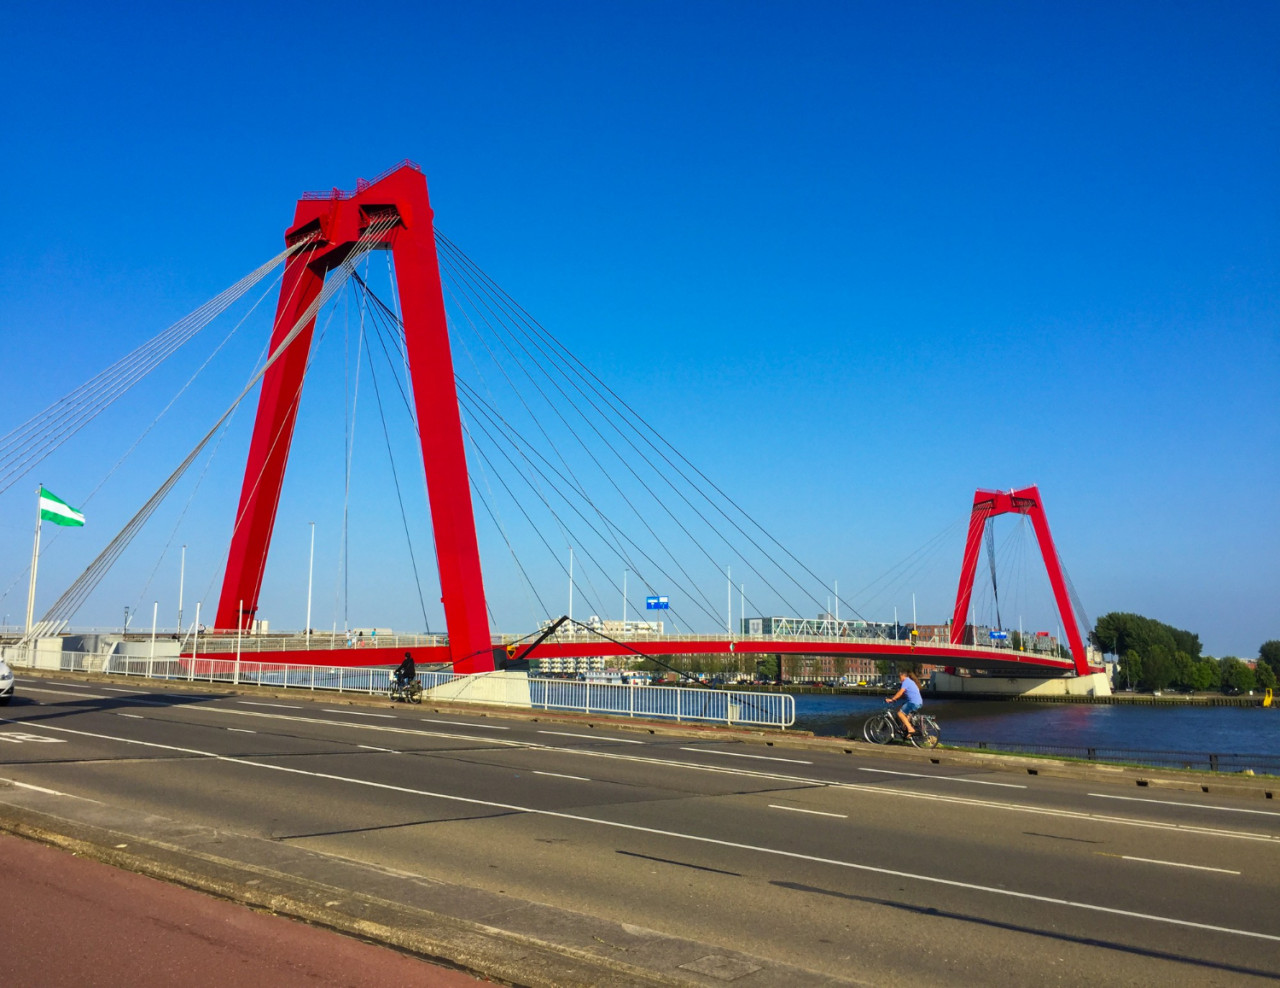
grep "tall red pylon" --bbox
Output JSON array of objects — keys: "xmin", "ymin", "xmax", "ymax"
[
  {"xmin": 215, "ymin": 163, "xmax": 495, "ymax": 673},
  {"xmin": 949, "ymin": 485, "xmax": 1094, "ymax": 675}
]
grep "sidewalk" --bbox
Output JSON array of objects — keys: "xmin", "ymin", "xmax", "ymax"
[{"xmin": 0, "ymin": 834, "xmax": 489, "ymax": 988}]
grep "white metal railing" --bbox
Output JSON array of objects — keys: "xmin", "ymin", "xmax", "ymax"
[{"xmin": 1, "ymin": 646, "xmax": 794, "ymax": 730}]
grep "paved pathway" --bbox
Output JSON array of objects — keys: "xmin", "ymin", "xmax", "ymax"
[{"xmin": 0, "ymin": 834, "xmax": 489, "ymax": 987}]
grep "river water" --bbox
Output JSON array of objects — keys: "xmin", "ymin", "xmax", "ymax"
[{"xmin": 794, "ymin": 693, "xmax": 1280, "ymax": 758}]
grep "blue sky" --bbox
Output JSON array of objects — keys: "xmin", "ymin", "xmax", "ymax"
[{"xmin": 1, "ymin": 2, "xmax": 1275, "ymax": 657}]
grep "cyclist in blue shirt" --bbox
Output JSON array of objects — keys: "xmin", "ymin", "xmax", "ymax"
[{"xmin": 886, "ymin": 670, "xmax": 923, "ymax": 738}]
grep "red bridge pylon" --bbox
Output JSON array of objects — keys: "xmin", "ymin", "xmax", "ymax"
[
  {"xmin": 949, "ymin": 485, "xmax": 1094, "ymax": 676},
  {"xmin": 215, "ymin": 163, "xmax": 496, "ymax": 673}
]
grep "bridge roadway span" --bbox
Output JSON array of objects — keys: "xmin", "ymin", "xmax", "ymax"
[
  {"xmin": 1, "ymin": 674, "xmax": 1276, "ymax": 987},
  {"xmin": 188, "ymin": 633, "xmax": 1089, "ymax": 675}
]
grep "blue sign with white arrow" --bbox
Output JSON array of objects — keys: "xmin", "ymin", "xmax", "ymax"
[{"xmin": 645, "ymin": 596, "xmax": 669, "ymax": 610}]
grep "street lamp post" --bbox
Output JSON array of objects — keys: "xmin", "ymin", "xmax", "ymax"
[
  {"xmin": 306, "ymin": 522, "xmax": 315, "ymax": 650},
  {"xmin": 177, "ymin": 544, "xmax": 186, "ymax": 636},
  {"xmin": 149, "ymin": 601, "xmax": 158, "ymax": 676}
]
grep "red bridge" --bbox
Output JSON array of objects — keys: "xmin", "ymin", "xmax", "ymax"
[
  {"xmin": 16, "ymin": 163, "xmax": 1100, "ymax": 680},
  {"xmin": 206, "ymin": 164, "xmax": 1098, "ymax": 679}
]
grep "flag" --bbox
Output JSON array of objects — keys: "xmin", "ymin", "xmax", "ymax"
[{"xmin": 39, "ymin": 486, "xmax": 85, "ymax": 527}]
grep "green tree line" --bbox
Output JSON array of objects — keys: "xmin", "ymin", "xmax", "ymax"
[{"xmin": 1092, "ymin": 612, "xmax": 1278, "ymax": 694}]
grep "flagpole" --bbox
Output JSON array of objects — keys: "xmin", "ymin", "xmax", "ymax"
[{"xmin": 25, "ymin": 485, "xmax": 43, "ymax": 636}]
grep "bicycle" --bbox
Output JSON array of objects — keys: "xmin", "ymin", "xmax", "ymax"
[
  {"xmin": 862, "ymin": 708, "xmax": 940, "ymax": 748},
  {"xmin": 389, "ymin": 676, "xmax": 423, "ymax": 704}
]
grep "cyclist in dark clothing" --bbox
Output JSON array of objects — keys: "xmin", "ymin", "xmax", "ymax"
[{"xmin": 394, "ymin": 652, "xmax": 416, "ymax": 689}]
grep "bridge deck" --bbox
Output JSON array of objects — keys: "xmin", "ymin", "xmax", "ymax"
[{"xmin": 180, "ymin": 633, "xmax": 1091, "ymax": 674}]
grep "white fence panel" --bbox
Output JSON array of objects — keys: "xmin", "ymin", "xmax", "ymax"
[{"xmin": 1, "ymin": 646, "xmax": 794, "ymax": 729}]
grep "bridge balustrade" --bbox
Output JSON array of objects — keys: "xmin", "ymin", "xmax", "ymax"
[{"xmin": 1, "ymin": 646, "xmax": 795, "ymax": 730}]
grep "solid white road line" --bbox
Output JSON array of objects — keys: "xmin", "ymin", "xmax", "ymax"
[
  {"xmin": 93, "ymin": 707, "xmax": 1280, "ymax": 846},
  {"xmin": 0, "ymin": 776, "xmax": 101, "ymax": 802},
  {"xmin": 117, "ymin": 714, "xmax": 144, "ymax": 720},
  {"xmin": 538, "ymin": 730, "xmax": 644, "ymax": 744},
  {"xmin": 357, "ymin": 744, "xmax": 398, "ymax": 752},
  {"xmin": 101, "ymin": 688, "xmax": 147, "ymax": 694},
  {"xmin": 18, "ymin": 679, "xmax": 91, "ymax": 688},
  {"xmin": 323, "ymin": 709, "xmax": 394, "ymax": 719},
  {"xmin": 227, "ymin": 728, "xmax": 257, "ymax": 734},
  {"xmin": 238, "ymin": 701, "xmax": 303, "ymax": 710},
  {"xmin": 421, "ymin": 718, "xmax": 509, "ymax": 730},
  {"xmin": 19, "ymin": 686, "xmax": 109, "ymax": 700},
  {"xmin": 534, "ymin": 771, "xmax": 592, "ymax": 782},
  {"xmin": 1089, "ymin": 793, "xmax": 1280, "ymax": 817},
  {"xmin": 1109, "ymin": 854, "xmax": 1241, "ymax": 875},
  {"xmin": 680, "ymin": 747, "xmax": 812, "ymax": 764},
  {"xmin": 769, "ymin": 804, "xmax": 848, "ymax": 818},
  {"xmin": 5, "ymin": 716, "xmax": 1277, "ymax": 945},
  {"xmin": 859, "ymin": 767, "xmax": 1027, "ymax": 788}
]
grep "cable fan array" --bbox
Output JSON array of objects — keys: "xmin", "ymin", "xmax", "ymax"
[
  {"xmin": 966, "ymin": 514, "xmax": 1091, "ymax": 649},
  {"xmin": 0, "ymin": 241, "xmax": 313, "ymax": 497},
  {"xmin": 23, "ymin": 218, "xmax": 396, "ymax": 642},
  {"xmin": 335, "ymin": 231, "xmax": 914, "ymax": 641}
]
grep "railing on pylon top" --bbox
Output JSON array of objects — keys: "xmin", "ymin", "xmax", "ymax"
[{"xmin": 299, "ymin": 160, "xmax": 423, "ymax": 201}]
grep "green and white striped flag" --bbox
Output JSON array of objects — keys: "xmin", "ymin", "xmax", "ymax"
[{"xmin": 39, "ymin": 486, "xmax": 85, "ymax": 527}]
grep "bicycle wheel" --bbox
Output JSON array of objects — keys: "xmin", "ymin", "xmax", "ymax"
[
  {"xmin": 863, "ymin": 713, "xmax": 895, "ymax": 744},
  {"xmin": 910, "ymin": 716, "xmax": 940, "ymax": 749},
  {"xmin": 408, "ymin": 682, "xmax": 422, "ymax": 704}
]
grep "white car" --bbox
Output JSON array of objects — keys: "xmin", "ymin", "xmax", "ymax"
[{"xmin": 0, "ymin": 657, "xmax": 13, "ymax": 704}]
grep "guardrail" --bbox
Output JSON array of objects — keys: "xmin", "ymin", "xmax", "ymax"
[
  {"xmin": 2, "ymin": 647, "xmax": 794, "ymax": 730},
  {"xmin": 957, "ymin": 740, "xmax": 1280, "ymax": 775}
]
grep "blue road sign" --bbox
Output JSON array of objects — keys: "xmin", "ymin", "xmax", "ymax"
[
  {"xmin": 645, "ymin": 596, "xmax": 670, "ymax": 610},
  {"xmin": 989, "ymin": 631, "xmax": 1009, "ymax": 640}
]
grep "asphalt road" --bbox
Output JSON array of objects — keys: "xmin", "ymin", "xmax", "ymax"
[{"xmin": 2, "ymin": 675, "xmax": 1278, "ymax": 986}]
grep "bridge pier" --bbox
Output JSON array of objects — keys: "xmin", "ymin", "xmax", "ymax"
[{"xmin": 932, "ymin": 671, "xmax": 1112, "ymax": 698}]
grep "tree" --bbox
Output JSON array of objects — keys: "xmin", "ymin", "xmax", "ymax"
[
  {"xmin": 1199, "ymin": 655, "xmax": 1223, "ymax": 691},
  {"xmin": 1171, "ymin": 651, "xmax": 1196, "ymax": 691},
  {"xmin": 1117, "ymin": 650, "xmax": 1143, "ymax": 690},
  {"xmin": 1259, "ymin": 640, "xmax": 1280, "ymax": 676},
  {"xmin": 1256, "ymin": 661, "xmax": 1277, "ymax": 691},
  {"xmin": 1184, "ymin": 659, "xmax": 1215, "ymax": 693},
  {"xmin": 1220, "ymin": 657, "xmax": 1257, "ymax": 694},
  {"xmin": 1141, "ymin": 644, "xmax": 1176, "ymax": 692},
  {"xmin": 1169, "ymin": 627, "xmax": 1203, "ymax": 661}
]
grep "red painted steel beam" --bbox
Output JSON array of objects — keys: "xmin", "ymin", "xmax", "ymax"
[
  {"xmin": 948, "ymin": 486, "xmax": 1095, "ymax": 675},
  {"xmin": 215, "ymin": 165, "xmax": 495, "ymax": 673},
  {"xmin": 203, "ymin": 637, "xmax": 1076, "ymax": 673}
]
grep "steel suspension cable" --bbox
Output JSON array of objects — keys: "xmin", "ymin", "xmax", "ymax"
[
  {"xmin": 434, "ymin": 234, "xmax": 847, "ymax": 624},
  {"xmin": 24, "ymin": 220, "xmax": 394, "ymax": 640},
  {"xmin": 434, "ymin": 247, "xmax": 763, "ymax": 624},
  {"xmin": 0, "ymin": 241, "xmax": 310, "ymax": 494},
  {"xmin": 455, "ymin": 385, "xmax": 719, "ymax": 630},
  {"xmin": 356, "ymin": 271, "xmax": 720, "ymax": 630},
  {"xmin": 359, "ymin": 316, "xmax": 433, "ymax": 632}
]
